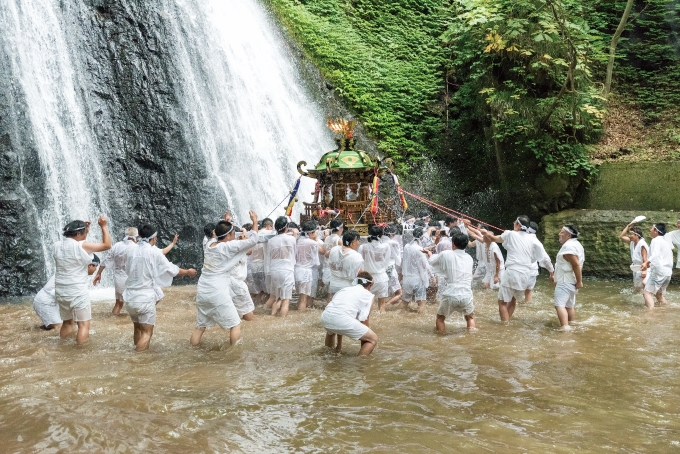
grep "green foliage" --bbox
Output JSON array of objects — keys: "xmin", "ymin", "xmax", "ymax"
[
  {"xmin": 264, "ymin": 0, "xmax": 449, "ymax": 171},
  {"xmin": 441, "ymin": 0, "xmax": 606, "ymax": 178}
]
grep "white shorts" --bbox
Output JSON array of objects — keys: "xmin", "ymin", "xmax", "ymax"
[
  {"xmin": 387, "ymin": 267, "xmax": 401, "ymax": 295},
  {"xmin": 437, "ymin": 295, "xmax": 474, "ymax": 317},
  {"xmin": 497, "ymin": 284, "xmax": 525, "ymax": 303},
  {"xmin": 114, "ymin": 274, "xmax": 127, "ymax": 301},
  {"xmin": 321, "ymin": 311, "xmax": 369, "ymax": 341},
  {"xmin": 369, "ymin": 280, "xmax": 388, "ymax": 299},
  {"xmin": 527, "ymin": 275, "xmax": 537, "ymax": 291},
  {"xmin": 402, "ymin": 277, "xmax": 427, "ymax": 302},
  {"xmin": 270, "ymin": 270, "xmax": 294, "ymax": 300},
  {"xmin": 125, "ymin": 301, "xmax": 156, "ymax": 325},
  {"xmin": 644, "ymin": 270, "xmax": 671, "ymax": 295},
  {"xmin": 251, "ymin": 271, "xmax": 267, "ymax": 294},
  {"xmin": 57, "ymin": 292, "xmax": 91, "ymax": 322},
  {"xmin": 231, "ymin": 280, "xmax": 255, "ymax": 317},
  {"xmin": 554, "ymin": 283, "xmax": 577, "ymax": 308},
  {"xmin": 435, "ymin": 276, "xmax": 447, "ymax": 301},
  {"xmin": 295, "ymin": 267, "xmax": 316, "ymax": 297},
  {"xmin": 482, "ymin": 268, "xmax": 504, "ymax": 289},
  {"xmin": 34, "ymin": 302, "xmax": 62, "ymax": 327},
  {"xmin": 196, "ymin": 301, "xmax": 241, "ymax": 329}
]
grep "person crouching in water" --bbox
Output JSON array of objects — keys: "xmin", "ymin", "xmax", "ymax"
[
  {"xmin": 295, "ymin": 221, "xmax": 325, "ymax": 311},
  {"xmin": 321, "ymin": 271, "xmax": 378, "ymax": 355},
  {"xmin": 124, "ymin": 224, "xmax": 196, "ymax": 351},
  {"xmin": 54, "ymin": 216, "xmax": 112, "ymax": 345},
  {"xmin": 34, "ymin": 254, "xmax": 101, "ymax": 331},
  {"xmin": 641, "ymin": 223, "xmax": 674, "ymax": 308},
  {"xmin": 358, "ymin": 225, "xmax": 392, "ymax": 313},
  {"xmin": 551, "ymin": 225, "xmax": 584, "ymax": 329},
  {"xmin": 192, "ymin": 212, "xmax": 259, "ymax": 347},
  {"xmin": 428, "ymin": 233, "xmax": 475, "ymax": 332}
]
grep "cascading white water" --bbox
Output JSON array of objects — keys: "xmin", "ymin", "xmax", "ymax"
[
  {"xmin": 0, "ymin": 0, "xmax": 110, "ymax": 275},
  {"xmin": 159, "ymin": 0, "xmax": 334, "ymax": 223}
]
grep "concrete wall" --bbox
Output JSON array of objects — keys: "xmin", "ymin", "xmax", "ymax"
[{"xmin": 540, "ymin": 209, "xmax": 679, "ymax": 277}]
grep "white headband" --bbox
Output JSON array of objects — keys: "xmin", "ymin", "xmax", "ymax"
[
  {"xmin": 515, "ymin": 217, "xmax": 528, "ymax": 231},
  {"xmin": 140, "ymin": 232, "xmax": 157, "ymax": 242},
  {"xmin": 123, "ymin": 235, "xmax": 137, "ymax": 241},
  {"xmin": 527, "ymin": 227, "xmax": 536, "ymax": 234},
  {"xmin": 562, "ymin": 226, "xmax": 577, "ymax": 237},
  {"xmin": 653, "ymin": 225, "xmax": 664, "ymax": 235},
  {"xmin": 353, "ymin": 277, "xmax": 373, "ymax": 286},
  {"xmin": 216, "ymin": 225, "xmax": 235, "ymax": 239}
]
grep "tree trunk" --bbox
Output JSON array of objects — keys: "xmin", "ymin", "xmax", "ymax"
[{"xmin": 604, "ymin": 0, "xmax": 635, "ymax": 99}]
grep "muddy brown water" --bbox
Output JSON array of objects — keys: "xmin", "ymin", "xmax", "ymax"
[{"xmin": 1, "ymin": 278, "xmax": 680, "ymax": 452}]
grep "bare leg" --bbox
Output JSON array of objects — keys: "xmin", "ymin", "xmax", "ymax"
[
  {"xmin": 417, "ymin": 300, "xmax": 426, "ymax": 314},
  {"xmin": 395, "ymin": 299, "xmax": 409, "ymax": 310},
  {"xmin": 229, "ymin": 324, "xmax": 241, "ymax": 345},
  {"xmin": 657, "ymin": 291, "xmax": 667, "ymax": 305},
  {"xmin": 555, "ymin": 306, "xmax": 570, "ymax": 327},
  {"xmin": 643, "ymin": 291, "xmax": 655, "ymax": 308},
  {"xmin": 60, "ymin": 319, "xmax": 75, "ymax": 339},
  {"xmin": 190, "ymin": 327, "xmax": 206, "ymax": 346},
  {"xmin": 242, "ymin": 312, "xmax": 254, "ymax": 322},
  {"xmin": 378, "ymin": 297, "xmax": 389, "ymax": 313},
  {"xmin": 566, "ymin": 307, "xmax": 575, "ymax": 322},
  {"xmin": 507, "ymin": 298, "xmax": 517, "ymax": 318},
  {"xmin": 279, "ymin": 299, "xmax": 291, "ymax": 317},
  {"xmin": 112, "ymin": 299, "xmax": 124, "ymax": 315},
  {"xmin": 498, "ymin": 300, "xmax": 510, "ymax": 322},
  {"xmin": 271, "ymin": 299, "xmax": 282, "ymax": 316},
  {"xmin": 298, "ymin": 294, "xmax": 308, "ymax": 311},
  {"xmin": 385, "ymin": 289, "xmax": 402, "ymax": 307},
  {"xmin": 134, "ymin": 322, "xmax": 142, "ymax": 345},
  {"xmin": 524, "ymin": 289, "xmax": 532, "ymax": 303},
  {"xmin": 135, "ymin": 324, "xmax": 154, "ymax": 352},
  {"xmin": 325, "ymin": 333, "xmax": 336, "ymax": 348},
  {"xmin": 265, "ymin": 294, "xmax": 276, "ymax": 309},
  {"xmin": 75, "ymin": 320, "xmax": 90, "ymax": 345},
  {"xmin": 358, "ymin": 329, "xmax": 377, "ymax": 355},
  {"xmin": 465, "ymin": 313, "xmax": 476, "ymax": 329},
  {"xmin": 436, "ymin": 314, "xmax": 446, "ymax": 334},
  {"xmin": 335, "ymin": 335, "xmax": 343, "ymax": 353},
  {"xmin": 482, "ymin": 282, "xmax": 490, "ymax": 289}
]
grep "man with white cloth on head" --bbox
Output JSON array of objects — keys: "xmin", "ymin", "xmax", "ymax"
[
  {"xmin": 482, "ymin": 215, "xmax": 554, "ymax": 322},
  {"xmin": 429, "ymin": 233, "xmax": 476, "ymax": 332},
  {"xmin": 321, "ymin": 271, "xmax": 378, "ymax": 355},
  {"xmin": 54, "ymin": 216, "xmax": 112, "ymax": 345},
  {"xmin": 192, "ymin": 212, "xmax": 259, "ymax": 347},
  {"xmin": 550, "ymin": 224, "xmax": 584, "ymax": 329},
  {"xmin": 124, "ymin": 224, "xmax": 196, "ymax": 351},
  {"xmin": 397, "ymin": 227, "xmax": 432, "ymax": 314},
  {"xmin": 34, "ymin": 255, "xmax": 101, "ymax": 331},
  {"xmin": 92, "ymin": 227, "xmax": 138, "ymax": 315},
  {"xmin": 265, "ymin": 216, "xmax": 297, "ymax": 317},
  {"xmin": 327, "ymin": 230, "xmax": 365, "ymax": 297},
  {"xmin": 641, "ymin": 223, "xmax": 675, "ymax": 309},
  {"xmin": 358, "ymin": 225, "xmax": 392, "ymax": 313}
]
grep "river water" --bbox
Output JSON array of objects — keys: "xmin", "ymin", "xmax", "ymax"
[{"xmin": 1, "ymin": 277, "xmax": 679, "ymax": 452}]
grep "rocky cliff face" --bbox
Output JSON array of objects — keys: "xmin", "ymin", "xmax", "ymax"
[{"xmin": 540, "ymin": 209, "xmax": 680, "ymax": 277}]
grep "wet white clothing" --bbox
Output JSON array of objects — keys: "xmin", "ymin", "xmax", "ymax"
[
  {"xmin": 53, "ymin": 238, "xmax": 94, "ymax": 320},
  {"xmin": 321, "ymin": 284, "xmax": 373, "ymax": 340},
  {"xmin": 100, "ymin": 239, "xmax": 137, "ymax": 300},
  {"xmin": 33, "ymin": 276, "xmax": 61, "ymax": 326},
  {"xmin": 266, "ymin": 233, "xmax": 297, "ymax": 300},
  {"xmin": 401, "ymin": 241, "xmax": 432, "ymax": 302},
  {"xmin": 196, "ymin": 233, "xmax": 258, "ymax": 328},
  {"xmin": 359, "ymin": 240, "xmax": 391, "ymax": 298},
  {"xmin": 554, "ymin": 283, "xmax": 577, "ymax": 308},
  {"xmin": 482, "ymin": 242, "xmax": 505, "ymax": 289},
  {"xmin": 436, "ymin": 237, "xmax": 452, "ymax": 254},
  {"xmin": 528, "ymin": 235, "xmax": 551, "ymax": 277},
  {"xmin": 229, "ymin": 237, "xmax": 255, "ymax": 317},
  {"xmin": 429, "ymin": 249, "xmax": 474, "ymax": 315},
  {"xmin": 648, "ymin": 236, "xmax": 674, "ymax": 278},
  {"xmin": 471, "ymin": 240, "xmax": 487, "ymax": 282},
  {"xmin": 500, "ymin": 230, "xmax": 554, "ymax": 292},
  {"xmin": 123, "ymin": 242, "xmax": 180, "ymax": 324},
  {"xmin": 295, "ymin": 236, "xmax": 320, "ymax": 297},
  {"xmin": 554, "ymin": 239, "xmax": 585, "ymax": 284},
  {"xmin": 664, "ymin": 230, "xmax": 680, "ymax": 268},
  {"xmin": 327, "ymin": 246, "xmax": 364, "ymax": 294},
  {"xmin": 322, "ymin": 233, "xmax": 342, "ymax": 286}
]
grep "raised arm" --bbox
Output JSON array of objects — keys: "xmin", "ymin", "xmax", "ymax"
[
  {"xmin": 619, "ymin": 222, "xmax": 634, "ymax": 243},
  {"xmin": 162, "ymin": 233, "xmax": 179, "ymax": 255},
  {"xmin": 481, "ymin": 228, "xmax": 503, "ymax": 244},
  {"xmin": 82, "ymin": 215, "xmax": 112, "ymax": 253}
]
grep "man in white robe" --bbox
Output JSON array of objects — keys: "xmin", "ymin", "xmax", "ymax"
[
  {"xmin": 358, "ymin": 225, "xmax": 392, "ymax": 312},
  {"xmin": 641, "ymin": 223, "xmax": 675, "ymax": 308},
  {"xmin": 192, "ymin": 212, "xmax": 259, "ymax": 347},
  {"xmin": 248, "ymin": 218, "xmax": 274, "ymax": 303},
  {"xmin": 124, "ymin": 224, "xmax": 196, "ymax": 351},
  {"xmin": 551, "ymin": 225, "xmax": 585, "ymax": 329},
  {"xmin": 322, "ymin": 219, "xmax": 344, "ymax": 293},
  {"xmin": 619, "ymin": 222, "xmax": 649, "ymax": 291},
  {"xmin": 429, "ymin": 233, "xmax": 475, "ymax": 331},
  {"xmin": 92, "ymin": 227, "xmax": 138, "ymax": 315},
  {"xmin": 265, "ymin": 217, "xmax": 297, "ymax": 317},
  {"xmin": 483, "ymin": 215, "xmax": 554, "ymax": 322},
  {"xmin": 295, "ymin": 221, "xmax": 325, "ymax": 311},
  {"xmin": 54, "ymin": 216, "xmax": 112, "ymax": 345},
  {"xmin": 327, "ymin": 230, "xmax": 364, "ymax": 297},
  {"xmin": 397, "ymin": 228, "xmax": 432, "ymax": 314}
]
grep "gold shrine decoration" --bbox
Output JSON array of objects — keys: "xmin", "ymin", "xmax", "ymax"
[{"xmin": 327, "ymin": 117, "xmax": 356, "ymax": 139}]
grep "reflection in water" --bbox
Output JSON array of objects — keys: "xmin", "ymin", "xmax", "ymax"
[{"xmin": 1, "ymin": 278, "xmax": 680, "ymax": 451}]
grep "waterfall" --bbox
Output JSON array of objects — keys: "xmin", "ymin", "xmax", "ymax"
[
  {"xmin": 0, "ymin": 0, "xmax": 111, "ymax": 276},
  {"xmin": 0, "ymin": 0, "xmax": 335, "ymax": 293},
  {"xmin": 160, "ymin": 0, "xmax": 333, "ymax": 224}
]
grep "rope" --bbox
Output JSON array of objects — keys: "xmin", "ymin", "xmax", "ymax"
[
  {"xmin": 264, "ymin": 193, "xmax": 290, "ymax": 220},
  {"xmin": 399, "ymin": 188, "xmax": 504, "ymax": 232},
  {"xmin": 351, "ymin": 196, "xmax": 375, "ymax": 230}
]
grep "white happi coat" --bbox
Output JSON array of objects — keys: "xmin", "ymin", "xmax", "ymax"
[{"xmin": 100, "ymin": 238, "xmax": 137, "ymax": 299}]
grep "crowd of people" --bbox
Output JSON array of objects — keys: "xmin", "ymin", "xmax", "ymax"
[{"xmin": 33, "ymin": 209, "xmax": 679, "ymax": 355}]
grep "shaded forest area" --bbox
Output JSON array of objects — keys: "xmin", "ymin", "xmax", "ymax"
[{"xmin": 265, "ymin": 0, "xmax": 679, "ymax": 224}]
